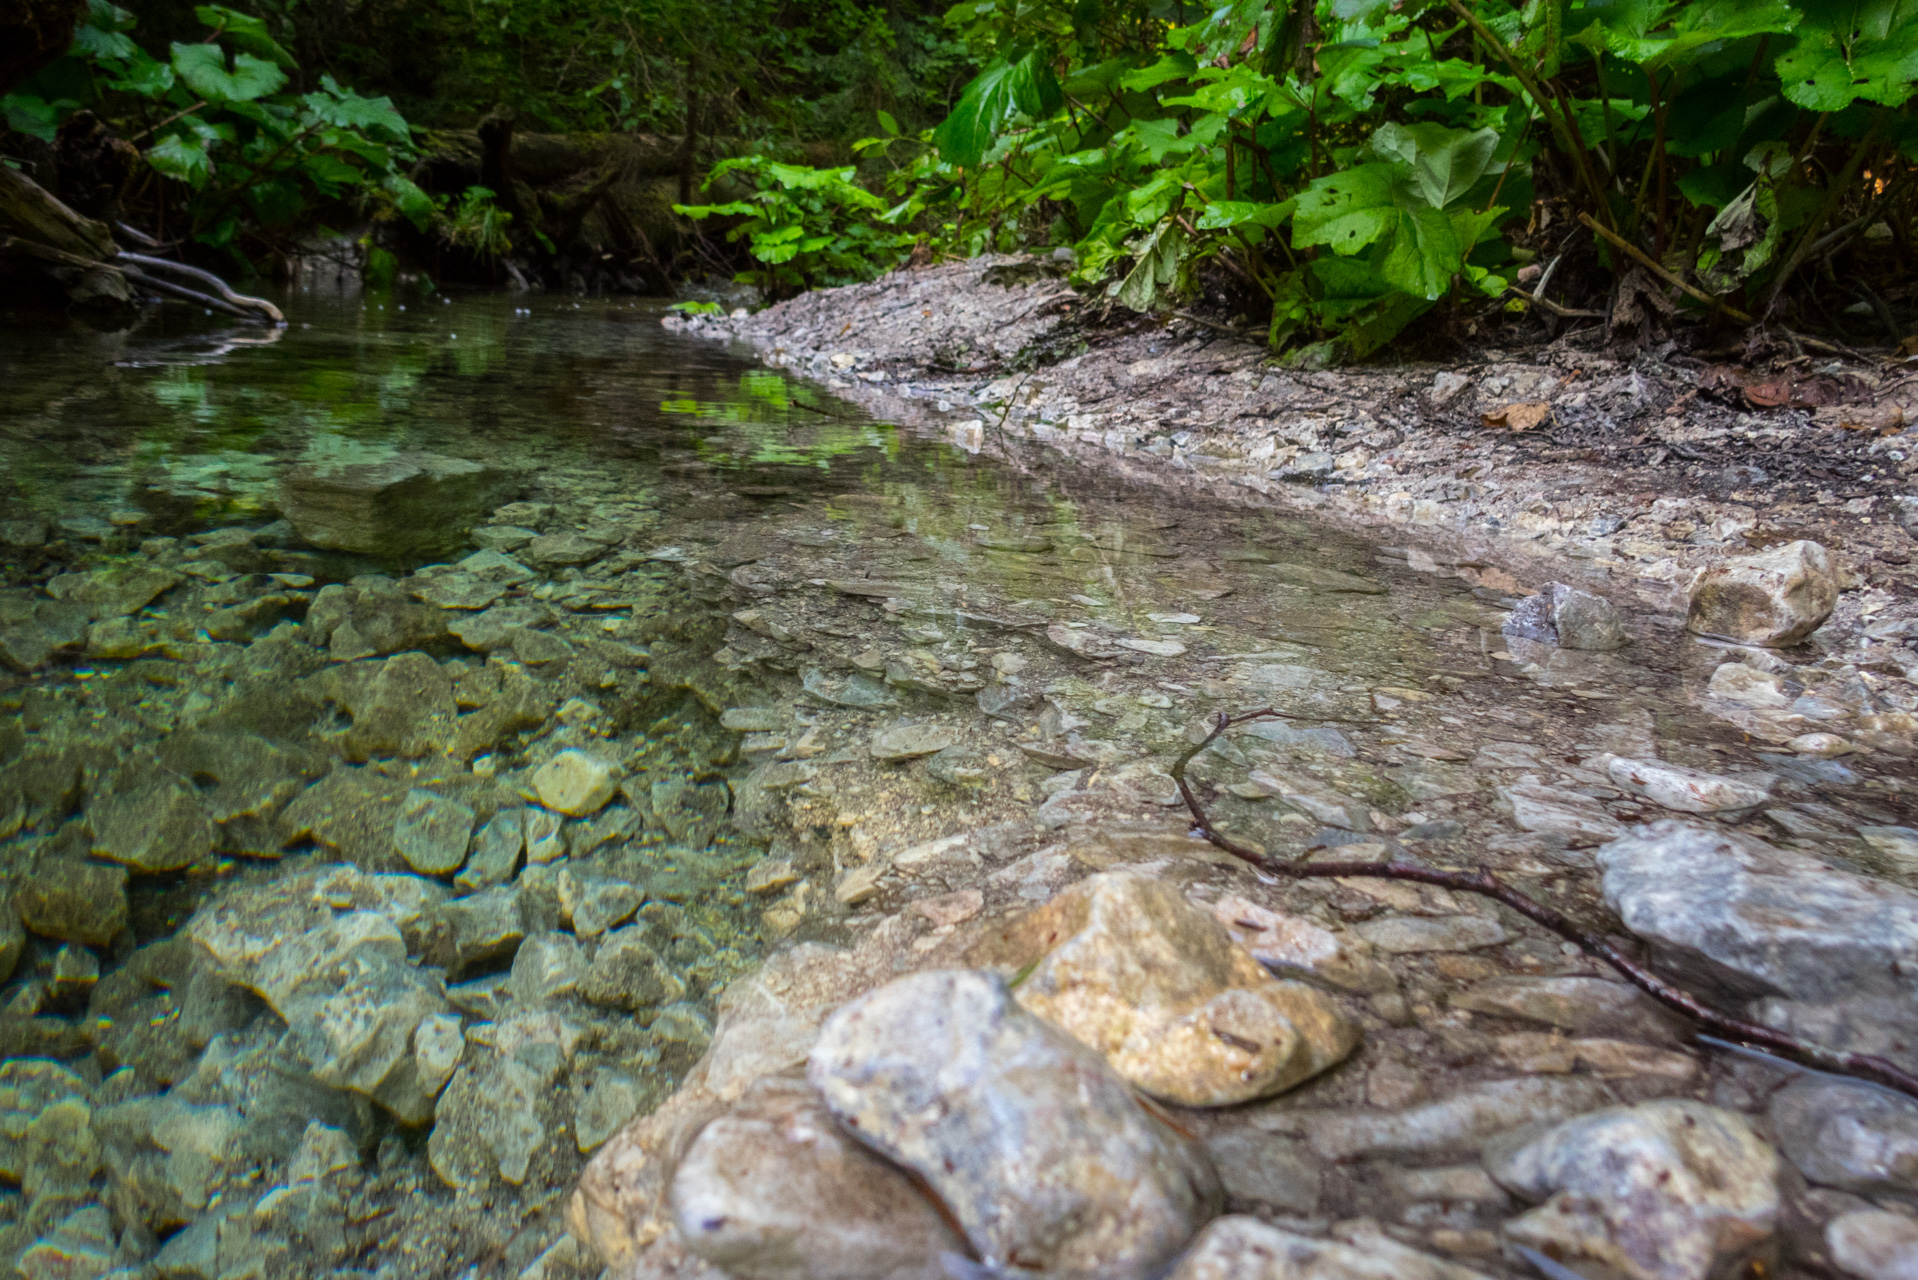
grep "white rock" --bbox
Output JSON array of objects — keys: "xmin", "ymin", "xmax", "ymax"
[
  {"xmin": 669, "ymin": 1075, "xmax": 963, "ymax": 1280},
  {"xmin": 1488, "ymin": 1099, "xmax": 1778, "ymax": 1280},
  {"xmin": 1170, "ymin": 1215, "xmax": 1494, "ymax": 1280},
  {"xmin": 1605, "ymin": 756, "xmax": 1774, "ymax": 814},
  {"xmin": 807, "ymin": 970, "xmax": 1221, "ymax": 1280},
  {"xmin": 1502, "ymin": 782, "xmax": 1625, "ymax": 845},
  {"xmin": 1829, "ymin": 1210, "xmax": 1918, "ymax": 1280},
  {"xmin": 414, "ymin": 1012, "xmax": 465, "ymax": 1097}
]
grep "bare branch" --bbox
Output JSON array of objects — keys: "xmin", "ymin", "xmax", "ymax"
[{"xmin": 1171, "ymin": 708, "xmax": 1918, "ymax": 1101}]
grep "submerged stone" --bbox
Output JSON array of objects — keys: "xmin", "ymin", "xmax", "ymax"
[
  {"xmin": 280, "ymin": 452, "xmax": 514, "ymax": 558},
  {"xmin": 532, "ymin": 750, "xmax": 620, "ymax": 817}
]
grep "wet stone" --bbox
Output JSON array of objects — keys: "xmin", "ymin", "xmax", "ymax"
[
  {"xmin": 280, "ymin": 451, "xmax": 513, "ymax": 558},
  {"xmin": 457, "ymin": 807, "xmax": 524, "ymax": 891},
  {"xmin": 581, "ymin": 926, "xmax": 685, "ymax": 1011},
  {"xmin": 669, "ymin": 1074, "xmax": 964, "ymax": 1280},
  {"xmin": 1688, "ymin": 539, "xmax": 1839, "ymax": 647},
  {"xmin": 1487, "ymin": 1099, "xmax": 1779, "ymax": 1280},
  {"xmin": 522, "ymin": 532, "xmax": 610, "ymax": 568},
  {"xmin": 89, "ymin": 777, "xmax": 214, "ymax": 872},
  {"xmin": 44, "ymin": 564, "xmax": 180, "ymax": 618},
  {"xmin": 574, "ymin": 1069, "xmax": 645, "ymax": 1154},
  {"xmin": 392, "ymin": 789, "xmax": 475, "ymax": 876},
  {"xmin": 869, "ymin": 723, "xmax": 958, "ymax": 762},
  {"xmin": 532, "ymin": 750, "xmax": 619, "ymax": 816},
  {"xmin": 557, "ymin": 870, "xmax": 642, "ymax": 938},
  {"xmin": 509, "ymin": 932, "xmax": 585, "ymax": 1005},
  {"xmin": 446, "ymin": 603, "xmax": 552, "ymax": 653},
  {"xmin": 15, "ymin": 858, "xmax": 128, "ymax": 946},
  {"xmin": 807, "ymin": 969, "xmax": 1222, "ymax": 1280},
  {"xmin": 1502, "ymin": 582, "xmax": 1627, "ymax": 651}
]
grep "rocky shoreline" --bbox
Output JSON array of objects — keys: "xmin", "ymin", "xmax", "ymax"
[
  {"xmin": 670, "ymin": 253, "xmax": 1918, "ymax": 643},
  {"xmin": 2, "ymin": 290, "xmax": 1917, "ymax": 1280},
  {"xmin": 555, "ymin": 269, "xmax": 1918, "ymax": 1280}
]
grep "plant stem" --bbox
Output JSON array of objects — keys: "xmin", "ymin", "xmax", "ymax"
[{"xmin": 1579, "ymin": 211, "xmax": 1754, "ymax": 323}]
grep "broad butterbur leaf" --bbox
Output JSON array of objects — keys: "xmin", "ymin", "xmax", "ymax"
[
  {"xmin": 147, "ymin": 133, "xmax": 214, "ymax": 187},
  {"xmin": 171, "ymin": 43, "xmax": 287, "ymax": 103},
  {"xmin": 1292, "ymin": 163, "xmax": 1399, "ymax": 254},
  {"xmin": 196, "ymin": 4, "xmax": 296, "ymax": 68},
  {"xmin": 932, "ymin": 48, "xmax": 1063, "ymax": 168},
  {"xmin": 1370, "ymin": 122, "xmax": 1500, "ymax": 209},
  {"xmin": 1777, "ymin": 0, "xmax": 1918, "ymax": 110}
]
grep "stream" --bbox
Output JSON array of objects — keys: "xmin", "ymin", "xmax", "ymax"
[{"xmin": 1, "ymin": 293, "xmax": 1914, "ymax": 1279}]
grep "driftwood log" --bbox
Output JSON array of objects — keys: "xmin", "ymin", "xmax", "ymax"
[{"xmin": 0, "ymin": 162, "xmax": 282, "ymax": 324}]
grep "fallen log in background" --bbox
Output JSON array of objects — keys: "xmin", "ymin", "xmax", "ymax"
[{"xmin": 0, "ymin": 162, "xmax": 282, "ymax": 324}]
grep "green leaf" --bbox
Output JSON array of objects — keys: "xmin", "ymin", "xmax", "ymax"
[
  {"xmin": 303, "ymin": 77, "xmax": 410, "ymax": 141},
  {"xmin": 675, "ymin": 201, "xmax": 756, "ymax": 220},
  {"xmin": 1, "ymin": 94, "xmax": 59, "ymax": 144},
  {"xmin": 1370, "ymin": 122, "xmax": 1500, "ymax": 209},
  {"xmin": 1119, "ymin": 52, "xmax": 1197, "ymax": 91},
  {"xmin": 382, "ymin": 171, "xmax": 435, "ymax": 230},
  {"xmin": 1777, "ymin": 0, "xmax": 1918, "ymax": 110},
  {"xmin": 147, "ymin": 133, "xmax": 214, "ymax": 188},
  {"xmin": 106, "ymin": 48, "xmax": 175, "ymax": 96},
  {"xmin": 1379, "ymin": 202, "xmax": 1462, "ymax": 299},
  {"xmin": 195, "ymin": 4, "xmax": 296, "ymax": 68},
  {"xmin": 1196, "ymin": 199, "xmax": 1293, "ymax": 230},
  {"xmin": 932, "ymin": 48, "xmax": 1064, "ymax": 168},
  {"xmin": 1115, "ymin": 219, "xmax": 1187, "ymax": 311},
  {"xmin": 171, "ymin": 43, "xmax": 287, "ymax": 103},
  {"xmin": 1592, "ymin": 0, "xmax": 1800, "ymax": 70},
  {"xmin": 74, "ymin": 22, "xmax": 138, "ymax": 59},
  {"xmin": 877, "ymin": 109, "xmax": 900, "ymax": 136},
  {"xmin": 1292, "ymin": 163, "xmax": 1399, "ymax": 255}
]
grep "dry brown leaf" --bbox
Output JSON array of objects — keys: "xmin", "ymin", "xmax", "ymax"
[
  {"xmin": 1837, "ymin": 404, "xmax": 1906, "ymax": 435},
  {"xmin": 1480, "ymin": 401, "xmax": 1552, "ymax": 431}
]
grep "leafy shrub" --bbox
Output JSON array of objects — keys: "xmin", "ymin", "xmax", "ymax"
[
  {"xmin": 4, "ymin": 0, "xmax": 432, "ymax": 254},
  {"xmin": 675, "ymin": 156, "xmax": 919, "ymax": 296},
  {"xmin": 796, "ymin": 0, "xmax": 1918, "ymax": 359}
]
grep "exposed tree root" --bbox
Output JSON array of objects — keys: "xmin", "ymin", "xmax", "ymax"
[{"xmin": 1172, "ymin": 708, "xmax": 1918, "ymax": 1101}]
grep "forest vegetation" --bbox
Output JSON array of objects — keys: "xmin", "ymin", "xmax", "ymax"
[{"xmin": 2, "ymin": 0, "xmax": 1916, "ymax": 359}]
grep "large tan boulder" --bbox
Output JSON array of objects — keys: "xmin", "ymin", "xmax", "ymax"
[
  {"xmin": 974, "ymin": 873, "xmax": 1359, "ymax": 1106},
  {"xmin": 1687, "ymin": 540, "xmax": 1838, "ymax": 646}
]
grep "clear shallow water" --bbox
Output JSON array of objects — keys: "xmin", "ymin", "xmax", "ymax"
[{"xmin": 1, "ymin": 293, "xmax": 1912, "ymax": 1278}]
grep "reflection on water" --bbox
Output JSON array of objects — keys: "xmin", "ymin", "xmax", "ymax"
[{"xmin": 1, "ymin": 293, "xmax": 1911, "ymax": 1277}]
